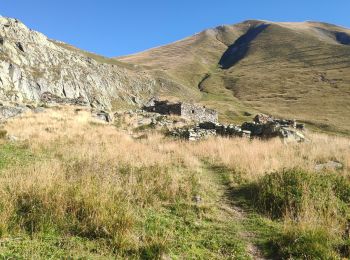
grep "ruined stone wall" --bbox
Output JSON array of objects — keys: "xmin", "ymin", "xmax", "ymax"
[
  {"xmin": 144, "ymin": 100, "xmax": 218, "ymax": 123},
  {"xmin": 180, "ymin": 103, "xmax": 218, "ymax": 123},
  {"xmin": 151, "ymin": 101, "xmax": 181, "ymax": 115}
]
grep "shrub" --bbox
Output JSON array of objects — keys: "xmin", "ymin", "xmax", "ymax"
[
  {"xmin": 273, "ymin": 226, "xmax": 341, "ymax": 259},
  {"xmin": 255, "ymin": 168, "xmax": 350, "ymax": 259},
  {"xmin": 0, "ymin": 129, "xmax": 7, "ymax": 139},
  {"xmin": 254, "ymin": 168, "xmax": 350, "ymax": 219}
]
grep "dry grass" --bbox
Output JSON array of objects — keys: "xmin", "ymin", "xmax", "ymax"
[
  {"xmin": 1, "ymin": 106, "xmax": 202, "ymax": 256},
  {"xmin": 6, "ymin": 106, "xmax": 349, "ymax": 180},
  {"xmin": 185, "ymin": 133, "xmax": 350, "ymax": 181},
  {"xmin": 1, "ymin": 105, "xmax": 349, "ymax": 257}
]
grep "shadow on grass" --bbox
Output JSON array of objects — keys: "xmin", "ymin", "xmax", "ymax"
[
  {"xmin": 205, "ymin": 163, "xmax": 256, "ymax": 209},
  {"xmin": 219, "ymin": 23, "xmax": 269, "ymax": 69}
]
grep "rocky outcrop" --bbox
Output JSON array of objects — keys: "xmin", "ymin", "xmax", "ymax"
[
  {"xmin": 0, "ymin": 103, "xmax": 28, "ymax": 121},
  {"xmin": 0, "ymin": 17, "xmax": 156, "ymax": 110},
  {"xmin": 92, "ymin": 110, "xmax": 113, "ymax": 123},
  {"xmin": 40, "ymin": 92, "xmax": 89, "ymax": 106}
]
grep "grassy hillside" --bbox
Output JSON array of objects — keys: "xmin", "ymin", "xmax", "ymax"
[
  {"xmin": 117, "ymin": 20, "xmax": 350, "ymax": 134},
  {"xmin": 0, "ymin": 106, "xmax": 349, "ymax": 258}
]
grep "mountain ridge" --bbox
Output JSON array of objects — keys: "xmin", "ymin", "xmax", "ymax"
[
  {"xmin": 117, "ymin": 19, "xmax": 350, "ymax": 134},
  {"xmin": 0, "ymin": 17, "xmax": 349, "ymax": 134}
]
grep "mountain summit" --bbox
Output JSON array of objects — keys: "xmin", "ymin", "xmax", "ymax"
[{"xmin": 118, "ymin": 20, "xmax": 350, "ymax": 134}]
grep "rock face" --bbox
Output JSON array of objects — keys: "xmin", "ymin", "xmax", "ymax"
[{"xmin": 0, "ymin": 17, "xmax": 156, "ymax": 110}]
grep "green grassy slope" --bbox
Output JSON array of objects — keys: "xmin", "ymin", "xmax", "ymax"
[
  {"xmin": 117, "ymin": 22, "xmax": 250, "ymax": 104},
  {"xmin": 117, "ymin": 20, "xmax": 350, "ymax": 134}
]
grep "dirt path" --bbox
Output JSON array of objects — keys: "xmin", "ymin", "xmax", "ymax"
[{"xmin": 202, "ymin": 163, "xmax": 267, "ymax": 260}]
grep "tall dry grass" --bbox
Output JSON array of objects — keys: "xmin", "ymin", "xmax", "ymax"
[
  {"xmin": 184, "ymin": 133, "xmax": 350, "ymax": 180},
  {"xmin": 5, "ymin": 106, "xmax": 349, "ymax": 180},
  {"xmin": 1, "ymin": 105, "xmax": 350, "ymax": 256},
  {"xmin": 1, "ymin": 106, "xmax": 202, "ymax": 253}
]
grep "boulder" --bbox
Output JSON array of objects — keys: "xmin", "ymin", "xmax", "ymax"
[
  {"xmin": 254, "ymin": 113, "xmax": 274, "ymax": 124},
  {"xmin": 280, "ymin": 128, "xmax": 305, "ymax": 143},
  {"xmin": 192, "ymin": 195, "xmax": 202, "ymax": 204},
  {"xmin": 6, "ymin": 135, "xmax": 18, "ymax": 142},
  {"xmin": 275, "ymin": 119, "xmax": 296, "ymax": 128},
  {"xmin": 0, "ymin": 105, "xmax": 28, "ymax": 120},
  {"xmin": 215, "ymin": 123, "xmax": 226, "ymax": 135},
  {"xmin": 32, "ymin": 107, "xmax": 46, "ymax": 113},
  {"xmin": 93, "ymin": 110, "xmax": 112, "ymax": 123},
  {"xmin": 240, "ymin": 130, "xmax": 251, "ymax": 138},
  {"xmin": 226, "ymin": 124, "xmax": 242, "ymax": 136},
  {"xmin": 315, "ymin": 161, "xmax": 343, "ymax": 171}
]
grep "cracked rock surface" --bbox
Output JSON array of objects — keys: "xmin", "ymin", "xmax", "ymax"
[{"xmin": 0, "ymin": 17, "xmax": 157, "ymax": 110}]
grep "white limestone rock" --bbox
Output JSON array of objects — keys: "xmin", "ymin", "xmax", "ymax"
[{"xmin": 0, "ymin": 17, "xmax": 157, "ymax": 110}]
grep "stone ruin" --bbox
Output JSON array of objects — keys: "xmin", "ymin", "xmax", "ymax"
[
  {"xmin": 170, "ymin": 113, "xmax": 306, "ymax": 142},
  {"xmin": 144, "ymin": 99, "xmax": 218, "ymax": 123},
  {"xmin": 0, "ymin": 93, "xmax": 306, "ymax": 143},
  {"xmin": 142, "ymin": 100, "xmax": 306, "ymax": 142},
  {"xmin": 241, "ymin": 114, "xmax": 305, "ymax": 140}
]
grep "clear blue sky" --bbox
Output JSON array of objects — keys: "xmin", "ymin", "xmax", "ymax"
[{"xmin": 2, "ymin": 0, "xmax": 350, "ymax": 57}]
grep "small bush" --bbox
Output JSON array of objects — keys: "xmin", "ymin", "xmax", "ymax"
[
  {"xmin": 273, "ymin": 226, "xmax": 340, "ymax": 259},
  {"xmin": 254, "ymin": 168, "xmax": 350, "ymax": 259},
  {"xmin": 254, "ymin": 168, "xmax": 350, "ymax": 219},
  {"xmin": 0, "ymin": 129, "xmax": 7, "ymax": 139}
]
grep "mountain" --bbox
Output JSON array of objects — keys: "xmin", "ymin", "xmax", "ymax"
[
  {"xmin": 0, "ymin": 17, "xmax": 349, "ymax": 134},
  {"xmin": 0, "ymin": 17, "xmax": 156, "ymax": 110},
  {"xmin": 117, "ymin": 20, "xmax": 350, "ymax": 134}
]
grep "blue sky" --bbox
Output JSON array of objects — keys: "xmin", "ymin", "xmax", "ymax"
[{"xmin": 2, "ymin": 1, "xmax": 350, "ymax": 57}]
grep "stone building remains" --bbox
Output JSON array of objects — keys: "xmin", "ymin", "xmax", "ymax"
[
  {"xmin": 144, "ymin": 99, "xmax": 218, "ymax": 123},
  {"xmin": 170, "ymin": 113, "xmax": 306, "ymax": 142}
]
